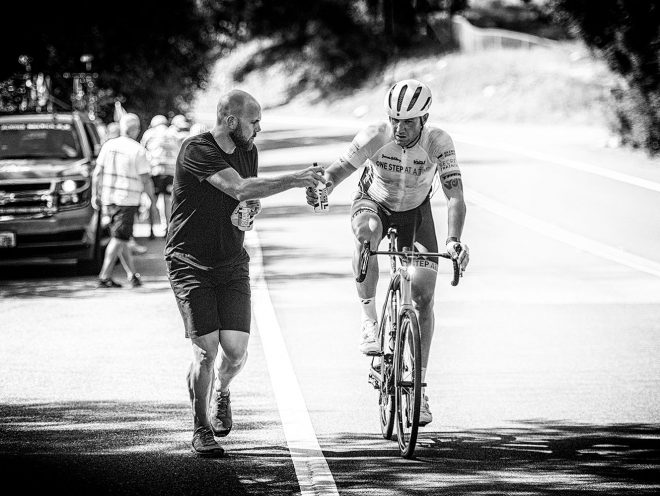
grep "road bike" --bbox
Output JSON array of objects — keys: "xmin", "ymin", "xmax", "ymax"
[{"xmin": 357, "ymin": 227, "xmax": 461, "ymax": 458}]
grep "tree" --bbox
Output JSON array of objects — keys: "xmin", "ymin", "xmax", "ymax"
[
  {"xmin": 0, "ymin": 0, "xmax": 228, "ymax": 125},
  {"xmin": 547, "ymin": 0, "xmax": 660, "ymax": 156}
]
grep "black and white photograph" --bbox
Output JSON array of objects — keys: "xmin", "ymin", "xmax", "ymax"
[{"xmin": 1, "ymin": 0, "xmax": 659, "ymax": 494}]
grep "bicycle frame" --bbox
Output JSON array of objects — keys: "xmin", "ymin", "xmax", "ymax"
[{"xmin": 364, "ymin": 227, "xmax": 461, "ymax": 458}]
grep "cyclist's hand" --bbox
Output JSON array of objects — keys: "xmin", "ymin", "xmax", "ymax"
[
  {"xmin": 305, "ymin": 180, "xmax": 334, "ymax": 206},
  {"xmin": 92, "ymin": 196, "xmax": 101, "ymax": 210},
  {"xmin": 293, "ymin": 164, "xmax": 326, "ymax": 189},
  {"xmin": 446, "ymin": 240, "xmax": 470, "ymax": 271}
]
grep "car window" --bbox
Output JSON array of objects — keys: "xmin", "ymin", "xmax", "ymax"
[
  {"xmin": 0, "ymin": 122, "xmax": 83, "ymax": 159},
  {"xmin": 83, "ymin": 122, "xmax": 101, "ymax": 157}
]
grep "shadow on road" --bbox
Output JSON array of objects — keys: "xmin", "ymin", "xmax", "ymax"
[
  {"xmin": 316, "ymin": 423, "xmax": 660, "ymax": 495},
  {"xmin": 0, "ymin": 236, "xmax": 171, "ymax": 299},
  {"xmin": 2, "ymin": 402, "xmax": 658, "ymax": 494},
  {"xmin": 0, "ymin": 401, "xmax": 298, "ymax": 496}
]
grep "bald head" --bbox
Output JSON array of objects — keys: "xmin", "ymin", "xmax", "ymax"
[{"xmin": 216, "ymin": 89, "xmax": 260, "ymax": 124}]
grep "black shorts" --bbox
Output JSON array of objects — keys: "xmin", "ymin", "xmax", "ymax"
[
  {"xmin": 167, "ymin": 254, "xmax": 251, "ymax": 339},
  {"xmin": 152, "ymin": 175, "xmax": 174, "ymax": 196},
  {"xmin": 106, "ymin": 204, "xmax": 138, "ymax": 241},
  {"xmin": 350, "ymin": 191, "xmax": 439, "ymax": 266}
]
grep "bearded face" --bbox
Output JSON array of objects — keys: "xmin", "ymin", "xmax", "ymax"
[{"xmin": 230, "ymin": 119, "xmax": 254, "ymax": 151}]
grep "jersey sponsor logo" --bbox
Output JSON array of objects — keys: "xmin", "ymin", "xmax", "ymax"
[
  {"xmin": 437, "ymin": 150, "xmax": 455, "ymax": 160},
  {"xmin": 411, "ymin": 258, "xmax": 438, "ymax": 272},
  {"xmin": 438, "ymin": 156, "xmax": 459, "ymax": 172},
  {"xmin": 413, "ymin": 159, "xmax": 425, "ymax": 165},
  {"xmin": 382, "ymin": 154, "xmax": 401, "ymax": 162}
]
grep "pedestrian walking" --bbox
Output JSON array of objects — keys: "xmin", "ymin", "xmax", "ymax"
[
  {"xmin": 141, "ymin": 114, "xmax": 179, "ymax": 237},
  {"xmin": 92, "ymin": 113, "xmax": 156, "ymax": 288},
  {"xmin": 165, "ymin": 89, "xmax": 325, "ymax": 457}
]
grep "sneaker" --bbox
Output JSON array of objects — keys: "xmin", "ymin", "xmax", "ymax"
[
  {"xmin": 209, "ymin": 390, "xmax": 232, "ymax": 437},
  {"xmin": 97, "ymin": 278, "xmax": 122, "ymax": 288},
  {"xmin": 191, "ymin": 426, "xmax": 225, "ymax": 457},
  {"xmin": 129, "ymin": 273, "xmax": 143, "ymax": 288},
  {"xmin": 359, "ymin": 320, "xmax": 380, "ymax": 355},
  {"xmin": 419, "ymin": 395, "xmax": 433, "ymax": 426}
]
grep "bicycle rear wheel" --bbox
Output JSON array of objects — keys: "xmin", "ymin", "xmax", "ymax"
[
  {"xmin": 395, "ymin": 308, "xmax": 422, "ymax": 458},
  {"xmin": 378, "ymin": 277, "xmax": 399, "ymax": 439}
]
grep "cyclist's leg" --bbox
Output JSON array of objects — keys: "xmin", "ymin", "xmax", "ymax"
[
  {"xmin": 410, "ymin": 268, "xmax": 437, "ymax": 374},
  {"xmin": 399, "ymin": 199, "xmax": 439, "ymax": 379},
  {"xmin": 350, "ymin": 192, "xmax": 385, "ymax": 303}
]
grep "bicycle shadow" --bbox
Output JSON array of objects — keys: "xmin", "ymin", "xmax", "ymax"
[{"xmin": 315, "ymin": 422, "xmax": 660, "ymax": 495}]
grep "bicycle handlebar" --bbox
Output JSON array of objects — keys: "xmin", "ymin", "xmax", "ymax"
[{"xmin": 356, "ymin": 242, "xmax": 462, "ymax": 286}]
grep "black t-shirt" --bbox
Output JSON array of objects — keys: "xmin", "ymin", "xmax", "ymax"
[{"xmin": 165, "ymin": 132, "xmax": 258, "ymax": 269}]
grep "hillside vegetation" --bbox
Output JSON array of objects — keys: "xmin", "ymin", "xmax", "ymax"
[{"xmin": 193, "ymin": 40, "xmax": 617, "ymax": 131}]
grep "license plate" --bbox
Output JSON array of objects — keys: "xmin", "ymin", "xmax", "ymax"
[{"xmin": 0, "ymin": 232, "xmax": 16, "ymax": 248}]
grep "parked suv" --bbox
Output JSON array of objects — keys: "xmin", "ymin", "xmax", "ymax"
[{"xmin": 0, "ymin": 111, "xmax": 107, "ymax": 271}]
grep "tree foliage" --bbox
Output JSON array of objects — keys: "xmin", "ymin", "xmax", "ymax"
[
  {"xmin": 0, "ymin": 0, "xmax": 227, "ymax": 125},
  {"xmin": 547, "ymin": 0, "xmax": 660, "ymax": 155}
]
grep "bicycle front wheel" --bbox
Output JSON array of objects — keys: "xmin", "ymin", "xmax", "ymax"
[
  {"xmin": 378, "ymin": 278, "xmax": 399, "ymax": 439},
  {"xmin": 395, "ymin": 308, "xmax": 422, "ymax": 458}
]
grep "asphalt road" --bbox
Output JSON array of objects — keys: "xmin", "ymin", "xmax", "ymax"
[{"xmin": 1, "ymin": 114, "xmax": 659, "ymax": 495}]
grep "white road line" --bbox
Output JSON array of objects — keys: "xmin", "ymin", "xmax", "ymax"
[
  {"xmin": 453, "ymin": 134, "xmax": 660, "ymax": 194},
  {"xmin": 467, "ymin": 188, "xmax": 660, "ymax": 278},
  {"xmin": 245, "ymin": 230, "xmax": 339, "ymax": 496}
]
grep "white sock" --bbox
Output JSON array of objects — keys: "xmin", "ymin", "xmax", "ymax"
[{"xmin": 360, "ymin": 297, "xmax": 377, "ymax": 323}]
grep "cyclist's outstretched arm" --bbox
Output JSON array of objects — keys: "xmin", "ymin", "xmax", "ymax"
[{"xmin": 323, "ymin": 157, "xmax": 358, "ymax": 193}]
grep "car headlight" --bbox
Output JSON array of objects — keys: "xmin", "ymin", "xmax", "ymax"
[{"xmin": 61, "ymin": 179, "xmax": 77, "ymax": 193}]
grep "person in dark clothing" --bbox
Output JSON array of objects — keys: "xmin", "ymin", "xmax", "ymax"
[{"xmin": 165, "ymin": 89, "xmax": 325, "ymax": 457}]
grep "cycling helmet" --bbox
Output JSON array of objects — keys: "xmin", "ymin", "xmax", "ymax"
[
  {"xmin": 384, "ymin": 79, "xmax": 432, "ymax": 119},
  {"xmin": 150, "ymin": 115, "xmax": 168, "ymax": 127}
]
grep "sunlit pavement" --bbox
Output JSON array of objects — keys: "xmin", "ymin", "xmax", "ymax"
[{"xmin": 1, "ymin": 114, "xmax": 659, "ymax": 494}]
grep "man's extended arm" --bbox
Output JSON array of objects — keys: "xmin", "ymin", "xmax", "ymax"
[
  {"xmin": 206, "ymin": 164, "xmax": 325, "ymax": 201},
  {"xmin": 323, "ymin": 157, "xmax": 358, "ymax": 193}
]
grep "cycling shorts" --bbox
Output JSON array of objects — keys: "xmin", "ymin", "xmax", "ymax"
[
  {"xmin": 167, "ymin": 254, "xmax": 251, "ymax": 338},
  {"xmin": 350, "ymin": 191, "xmax": 439, "ymax": 269}
]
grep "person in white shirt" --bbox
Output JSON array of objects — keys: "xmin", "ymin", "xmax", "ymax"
[{"xmin": 92, "ymin": 113, "xmax": 156, "ymax": 288}]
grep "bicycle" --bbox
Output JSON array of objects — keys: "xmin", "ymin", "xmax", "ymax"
[{"xmin": 357, "ymin": 227, "xmax": 461, "ymax": 458}]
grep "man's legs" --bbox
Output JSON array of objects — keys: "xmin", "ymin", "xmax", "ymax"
[
  {"xmin": 209, "ymin": 330, "xmax": 249, "ymax": 436},
  {"xmin": 411, "ymin": 267, "xmax": 438, "ymax": 425},
  {"xmin": 188, "ymin": 331, "xmax": 220, "ymax": 431},
  {"xmin": 98, "ymin": 237, "xmax": 125, "ymax": 281},
  {"xmin": 410, "ymin": 269, "xmax": 438, "ymax": 377},
  {"xmin": 214, "ymin": 330, "xmax": 249, "ymax": 393},
  {"xmin": 351, "ymin": 210, "xmax": 383, "ymax": 353}
]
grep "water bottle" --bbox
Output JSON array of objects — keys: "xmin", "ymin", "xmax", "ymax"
[{"xmin": 313, "ymin": 162, "xmax": 329, "ymax": 213}]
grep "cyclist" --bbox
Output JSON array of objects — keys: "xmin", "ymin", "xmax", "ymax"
[{"xmin": 307, "ymin": 79, "xmax": 470, "ymax": 425}]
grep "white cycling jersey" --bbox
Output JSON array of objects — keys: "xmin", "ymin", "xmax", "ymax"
[{"xmin": 342, "ymin": 122, "xmax": 460, "ymax": 212}]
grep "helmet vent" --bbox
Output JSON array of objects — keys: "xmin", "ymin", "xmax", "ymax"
[
  {"xmin": 406, "ymin": 86, "xmax": 423, "ymax": 111},
  {"xmin": 396, "ymin": 85, "xmax": 408, "ymax": 112}
]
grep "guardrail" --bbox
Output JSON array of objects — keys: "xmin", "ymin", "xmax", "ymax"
[{"xmin": 451, "ymin": 15, "xmax": 561, "ymax": 52}]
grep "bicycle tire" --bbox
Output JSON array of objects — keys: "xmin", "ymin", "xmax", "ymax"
[
  {"xmin": 378, "ymin": 277, "xmax": 400, "ymax": 439},
  {"xmin": 395, "ymin": 308, "xmax": 422, "ymax": 458}
]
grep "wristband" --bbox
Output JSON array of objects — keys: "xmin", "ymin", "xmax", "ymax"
[{"xmin": 446, "ymin": 236, "xmax": 460, "ymax": 244}]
